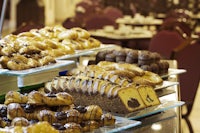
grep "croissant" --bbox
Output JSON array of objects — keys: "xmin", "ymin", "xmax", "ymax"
[
  {"xmin": 99, "ymin": 113, "xmax": 116, "ymax": 126},
  {"xmin": 97, "ymin": 61, "xmax": 145, "ymax": 76},
  {"xmin": 4, "ymin": 91, "xmax": 28, "ymax": 105},
  {"xmin": 27, "ymin": 91, "xmax": 74, "ymax": 106},
  {"xmin": 11, "ymin": 117, "xmax": 30, "ymax": 127}
]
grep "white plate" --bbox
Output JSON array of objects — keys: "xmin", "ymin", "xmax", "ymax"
[
  {"xmin": 161, "ymin": 68, "xmax": 186, "ymax": 78},
  {"xmin": 56, "ymin": 51, "xmax": 94, "ymax": 60},
  {"xmin": 114, "ymin": 101, "xmax": 184, "ymax": 120},
  {"xmin": 4, "ymin": 60, "xmax": 76, "ymax": 76},
  {"xmin": 0, "ymin": 69, "xmax": 9, "ymax": 74},
  {"xmin": 154, "ymin": 81, "xmax": 179, "ymax": 90},
  {"xmin": 92, "ymin": 116, "xmax": 141, "ymax": 133}
]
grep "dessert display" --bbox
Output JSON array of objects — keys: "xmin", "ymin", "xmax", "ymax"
[
  {"xmin": 0, "ymin": 90, "xmax": 116, "ymax": 132},
  {"xmin": 43, "ymin": 61, "xmax": 162, "ymax": 114},
  {"xmin": 95, "ymin": 49, "xmax": 170, "ymax": 75},
  {"xmin": 0, "ymin": 26, "xmax": 101, "ymax": 70}
]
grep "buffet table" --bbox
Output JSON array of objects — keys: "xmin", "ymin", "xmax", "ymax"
[{"xmin": 0, "ymin": 24, "xmax": 185, "ymax": 132}]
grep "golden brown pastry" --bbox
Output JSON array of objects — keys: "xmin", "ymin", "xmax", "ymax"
[
  {"xmin": 132, "ymin": 71, "xmax": 163, "ymax": 86},
  {"xmin": 81, "ymin": 120, "xmax": 99, "ymax": 132},
  {"xmin": 71, "ymin": 27, "xmax": 90, "ymax": 39},
  {"xmin": 99, "ymin": 113, "xmax": 116, "ymax": 126},
  {"xmin": 28, "ymin": 91, "xmax": 74, "ymax": 106},
  {"xmin": 58, "ymin": 29, "xmax": 78, "ymax": 40},
  {"xmin": 11, "ymin": 117, "xmax": 30, "ymax": 126},
  {"xmin": 4, "ymin": 91, "xmax": 28, "ymax": 105}
]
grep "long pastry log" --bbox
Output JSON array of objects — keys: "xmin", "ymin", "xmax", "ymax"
[
  {"xmin": 97, "ymin": 61, "xmax": 145, "ymax": 76},
  {"xmin": 44, "ymin": 76, "xmax": 124, "ymax": 98},
  {"xmin": 44, "ymin": 76, "xmax": 161, "ymax": 114}
]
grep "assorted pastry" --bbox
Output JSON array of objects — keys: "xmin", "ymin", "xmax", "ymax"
[
  {"xmin": 94, "ymin": 49, "xmax": 170, "ymax": 75},
  {"xmin": 0, "ymin": 26, "xmax": 101, "ymax": 70},
  {"xmin": 0, "ymin": 90, "xmax": 115, "ymax": 132},
  {"xmin": 43, "ymin": 61, "xmax": 162, "ymax": 114}
]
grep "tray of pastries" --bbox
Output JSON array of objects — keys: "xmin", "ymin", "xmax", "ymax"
[
  {"xmin": 93, "ymin": 49, "xmax": 185, "ymax": 78},
  {"xmin": 0, "ymin": 90, "xmax": 141, "ymax": 133},
  {"xmin": 0, "ymin": 26, "xmax": 103, "ymax": 71},
  {"xmin": 41, "ymin": 61, "xmax": 184, "ymax": 120}
]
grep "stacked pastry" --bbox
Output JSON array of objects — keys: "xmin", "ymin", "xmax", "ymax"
[
  {"xmin": 95, "ymin": 49, "xmax": 169, "ymax": 75},
  {"xmin": 0, "ymin": 26, "xmax": 101, "ymax": 70},
  {"xmin": 44, "ymin": 61, "xmax": 162, "ymax": 114},
  {"xmin": 0, "ymin": 91, "xmax": 115, "ymax": 132}
]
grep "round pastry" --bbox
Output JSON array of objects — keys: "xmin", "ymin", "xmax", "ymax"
[
  {"xmin": 76, "ymin": 38, "xmax": 92, "ymax": 49},
  {"xmin": 88, "ymin": 37, "xmax": 101, "ymax": 48},
  {"xmin": 157, "ymin": 62, "xmax": 165, "ymax": 75},
  {"xmin": 105, "ymin": 53, "xmax": 116, "ymax": 62},
  {"xmin": 63, "ymin": 122, "xmax": 82, "ymax": 133},
  {"xmin": 138, "ymin": 51, "xmax": 152, "ymax": 66},
  {"xmin": 57, "ymin": 29, "xmax": 78, "ymax": 40},
  {"xmin": 62, "ymin": 39, "xmax": 84, "ymax": 50},
  {"xmin": 151, "ymin": 52, "xmax": 161, "ymax": 63},
  {"xmin": 11, "ymin": 117, "xmax": 30, "ymax": 126},
  {"xmin": 99, "ymin": 113, "xmax": 115, "ymax": 126},
  {"xmin": 125, "ymin": 50, "xmax": 138, "ymax": 64},
  {"xmin": 150, "ymin": 63, "xmax": 159, "ymax": 74},
  {"xmin": 140, "ymin": 65, "xmax": 152, "ymax": 71},
  {"xmin": 81, "ymin": 120, "xmax": 99, "ymax": 132},
  {"xmin": 113, "ymin": 50, "xmax": 127, "ymax": 63},
  {"xmin": 71, "ymin": 27, "xmax": 90, "ymax": 39},
  {"xmin": 4, "ymin": 91, "xmax": 28, "ymax": 105},
  {"xmin": 96, "ymin": 51, "xmax": 112, "ymax": 63},
  {"xmin": 159, "ymin": 61, "xmax": 169, "ymax": 74}
]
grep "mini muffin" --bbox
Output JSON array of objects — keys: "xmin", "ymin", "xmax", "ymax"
[
  {"xmin": 150, "ymin": 63, "xmax": 159, "ymax": 74},
  {"xmin": 96, "ymin": 50, "xmax": 112, "ymax": 63},
  {"xmin": 138, "ymin": 51, "xmax": 152, "ymax": 66},
  {"xmin": 125, "ymin": 50, "xmax": 138, "ymax": 64},
  {"xmin": 162, "ymin": 61, "xmax": 170, "ymax": 74},
  {"xmin": 113, "ymin": 50, "xmax": 127, "ymax": 63},
  {"xmin": 157, "ymin": 61, "xmax": 169, "ymax": 75},
  {"xmin": 105, "ymin": 53, "xmax": 116, "ymax": 62},
  {"xmin": 151, "ymin": 52, "xmax": 161, "ymax": 63},
  {"xmin": 140, "ymin": 65, "xmax": 152, "ymax": 71}
]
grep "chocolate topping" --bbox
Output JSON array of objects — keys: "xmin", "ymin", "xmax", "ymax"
[
  {"xmin": 74, "ymin": 106, "xmax": 87, "ymax": 113},
  {"xmin": 127, "ymin": 98, "xmax": 140, "ymax": 108},
  {"xmin": 55, "ymin": 111, "xmax": 67, "ymax": 120},
  {"xmin": 0, "ymin": 106, "xmax": 7, "ymax": 117},
  {"xmin": 52, "ymin": 123, "xmax": 66, "ymax": 130}
]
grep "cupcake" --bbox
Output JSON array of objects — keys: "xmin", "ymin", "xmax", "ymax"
[
  {"xmin": 125, "ymin": 50, "xmax": 138, "ymax": 64},
  {"xmin": 140, "ymin": 65, "xmax": 152, "ymax": 71},
  {"xmin": 151, "ymin": 52, "xmax": 161, "ymax": 63},
  {"xmin": 138, "ymin": 51, "xmax": 152, "ymax": 66},
  {"xmin": 150, "ymin": 63, "xmax": 159, "ymax": 74},
  {"xmin": 105, "ymin": 53, "xmax": 116, "ymax": 62},
  {"xmin": 96, "ymin": 50, "xmax": 112, "ymax": 63},
  {"xmin": 113, "ymin": 50, "xmax": 127, "ymax": 63}
]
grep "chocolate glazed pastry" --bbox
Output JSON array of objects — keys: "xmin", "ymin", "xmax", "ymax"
[
  {"xmin": 96, "ymin": 50, "xmax": 112, "ymax": 63},
  {"xmin": 125, "ymin": 50, "xmax": 138, "ymax": 64},
  {"xmin": 138, "ymin": 51, "xmax": 153, "ymax": 66},
  {"xmin": 105, "ymin": 53, "xmax": 116, "ymax": 62},
  {"xmin": 113, "ymin": 50, "xmax": 127, "ymax": 63}
]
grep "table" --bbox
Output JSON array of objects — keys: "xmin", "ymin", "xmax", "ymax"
[
  {"xmin": 116, "ymin": 16, "xmax": 163, "ymax": 30},
  {"xmin": 89, "ymin": 29, "xmax": 154, "ymax": 49}
]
